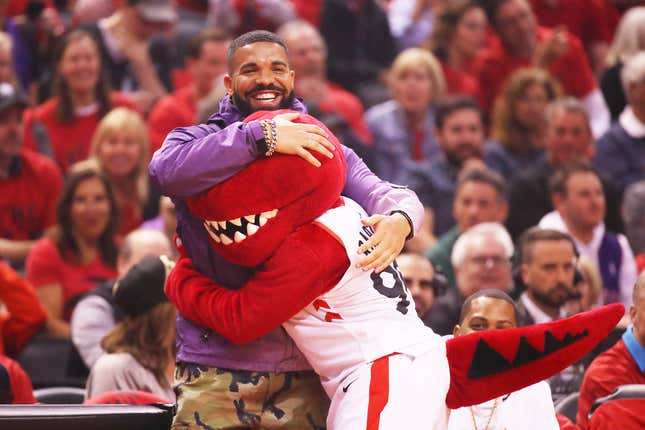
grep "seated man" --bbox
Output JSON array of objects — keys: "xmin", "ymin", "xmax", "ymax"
[
  {"xmin": 448, "ymin": 289, "xmax": 559, "ymax": 429},
  {"xmin": 396, "ymin": 253, "xmax": 447, "ymax": 326},
  {"xmin": 167, "ymin": 110, "xmax": 622, "ymax": 429},
  {"xmin": 576, "ymin": 270, "xmax": 645, "ymax": 428}
]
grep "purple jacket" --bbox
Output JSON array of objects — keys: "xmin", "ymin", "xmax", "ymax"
[{"xmin": 149, "ymin": 96, "xmax": 423, "ymax": 372}]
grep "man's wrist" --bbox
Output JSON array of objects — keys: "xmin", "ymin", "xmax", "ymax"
[{"xmin": 390, "ymin": 210, "xmax": 414, "ymax": 240}]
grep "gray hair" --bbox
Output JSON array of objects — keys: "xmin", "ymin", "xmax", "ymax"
[
  {"xmin": 621, "ymin": 51, "xmax": 645, "ymax": 96},
  {"xmin": 451, "ymin": 222, "xmax": 514, "ymax": 267},
  {"xmin": 119, "ymin": 229, "xmax": 172, "ymax": 260},
  {"xmin": 622, "ymin": 180, "xmax": 645, "ymax": 254},
  {"xmin": 545, "ymin": 96, "xmax": 590, "ymax": 128}
]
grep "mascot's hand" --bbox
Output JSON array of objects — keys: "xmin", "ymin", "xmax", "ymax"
[
  {"xmin": 356, "ymin": 212, "xmax": 411, "ymax": 273},
  {"xmin": 272, "ymin": 112, "xmax": 335, "ymax": 167}
]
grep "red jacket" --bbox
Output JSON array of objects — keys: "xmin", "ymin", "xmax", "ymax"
[{"xmin": 0, "ymin": 262, "xmax": 47, "ymax": 357}]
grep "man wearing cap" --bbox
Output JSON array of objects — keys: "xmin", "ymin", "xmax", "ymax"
[
  {"xmin": 0, "ymin": 83, "xmax": 62, "ymax": 267},
  {"xmin": 79, "ymin": 0, "xmax": 177, "ymax": 113}
]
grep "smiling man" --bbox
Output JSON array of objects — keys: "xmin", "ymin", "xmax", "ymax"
[{"xmin": 149, "ymin": 30, "xmax": 424, "ymax": 429}]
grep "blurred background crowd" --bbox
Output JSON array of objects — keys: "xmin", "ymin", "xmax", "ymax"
[{"xmin": 1, "ymin": 0, "xmax": 645, "ymax": 428}]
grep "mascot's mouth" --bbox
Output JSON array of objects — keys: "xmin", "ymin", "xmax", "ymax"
[{"xmin": 204, "ymin": 209, "xmax": 279, "ymax": 245}]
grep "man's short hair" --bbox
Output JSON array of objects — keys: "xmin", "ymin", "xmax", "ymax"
[
  {"xmin": 621, "ymin": 51, "xmax": 645, "ymax": 97},
  {"xmin": 451, "ymin": 222, "xmax": 514, "ymax": 267},
  {"xmin": 434, "ymin": 96, "xmax": 483, "ymax": 130},
  {"xmin": 544, "ymin": 97, "xmax": 591, "ymax": 128},
  {"xmin": 480, "ymin": 0, "xmax": 526, "ymax": 27},
  {"xmin": 456, "ymin": 167, "xmax": 508, "ymax": 202},
  {"xmin": 548, "ymin": 161, "xmax": 599, "ymax": 197},
  {"xmin": 186, "ymin": 28, "xmax": 231, "ymax": 60},
  {"xmin": 517, "ymin": 227, "xmax": 578, "ymax": 264},
  {"xmin": 458, "ymin": 289, "xmax": 519, "ymax": 324},
  {"xmin": 227, "ymin": 30, "xmax": 288, "ymax": 71}
]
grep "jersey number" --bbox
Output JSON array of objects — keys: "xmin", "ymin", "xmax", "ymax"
[{"xmin": 370, "ymin": 262, "xmax": 410, "ymax": 314}]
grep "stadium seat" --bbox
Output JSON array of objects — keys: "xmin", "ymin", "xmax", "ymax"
[
  {"xmin": 554, "ymin": 391, "xmax": 579, "ymax": 423},
  {"xmin": 0, "ymin": 404, "xmax": 174, "ymax": 430},
  {"xmin": 15, "ymin": 334, "xmax": 85, "ymax": 388},
  {"xmin": 33, "ymin": 387, "xmax": 86, "ymax": 404},
  {"xmin": 589, "ymin": 384, "xmax": 645, "ymax": 415}
]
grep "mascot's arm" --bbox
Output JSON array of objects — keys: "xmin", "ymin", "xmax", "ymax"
[
  {"xmin": 342, "ymin": 147, "xmax": 423, "ymax": 235},
  {"xmin": 149, "ymin": 121, "xmax": 263, "ymax": 198},
  {"xmin": 165, "ymin": 224, "xmax": 349, "ymax": 345}
]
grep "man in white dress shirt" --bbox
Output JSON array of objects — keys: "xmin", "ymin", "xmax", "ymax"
[
  {"xmin": 539, "ymin": 162, "xmax": 637, "ymax": 311},
  {"xmin": 448, "ymin": 289, "xmax": 559, "ymax": 430}
]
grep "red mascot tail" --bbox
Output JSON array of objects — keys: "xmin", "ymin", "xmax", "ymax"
[{"xmin": 446, "ymin": 303, "xmax": 623, "ymax": 408}]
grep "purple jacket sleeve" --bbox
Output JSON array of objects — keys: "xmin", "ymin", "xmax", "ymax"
[
  {"xmin": 342, "ymin": 146, "xmax": 423, "ymax": 236},
  {"xmin": 148, "ymin": 121, "xmax": 265, "ymax": 198}
]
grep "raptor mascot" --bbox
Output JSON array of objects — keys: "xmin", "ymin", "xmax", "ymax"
[{"xmin": 165, "ymin": 110, "xmax": 622, "ymax": 429}]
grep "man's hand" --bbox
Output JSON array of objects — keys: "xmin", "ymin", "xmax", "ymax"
[
  {"xmin": 272, "ymin": 112, "xmax": 335, "ymax": 167},
  {"xmin": 356, "ymin": 212, "xmax": 412, "ymax": 273}
]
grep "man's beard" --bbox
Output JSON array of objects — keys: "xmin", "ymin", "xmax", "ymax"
[
  {"xmin": 232, "ymin": 88, "xmax": 296, "ymax": 117},
  {"xmin": 532, "ymin": 283, "xmax": 571, "ymax": 309}
]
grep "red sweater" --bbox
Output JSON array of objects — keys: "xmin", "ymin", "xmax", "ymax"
[
  {"xmin": 165, "ymin": 224, "xmax": 349, "ymax": 345},
  {"xmin": 577, "ymin": 339, "xmax": 645, "ymax": 428},
  {"xmin": 22, "ymin": 92, "xmax": 137, "ymax": 173},
  {"xmin": 0, "ymin": 262, "xmax": 47, "ymax": 357},
  {"xmin": 0, "ymin": 355, "xmax": 35, "ymax": 404}
]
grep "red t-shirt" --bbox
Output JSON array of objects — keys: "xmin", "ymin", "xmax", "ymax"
[
  {"xmin": 441, "ymin": 62, "xmax": 481, "ymax": 102},
  {"xmin": 529, "ymin": 0, "xmax": 611, "ymax": 47},
  {"xmin": 22, "ymin": 92, "xmax": 137, "ymax": 173},
  {"xmin": 577, "ymin": 339, "xmax": 645, "ymax": 428},
  {"xmin": 25, "ymin": 238, "xmax": 117, "ymax": 321},
  {"xmin": 0, "ymin": 150, "xmax": 62, "ymax": 242},
  {"xmin": 474, "ymin": 26, "xmax": 597, "ymax": 114},
  {"xmin": 0, "ymin": 355, "xmax": 35, "ymax": 404},
  {"xmin": 0, "ymin": 262, "xmax": 47, "ymax": 357},
  {"xmin": 319, "ymin": 82, "xmax": 373, "ymax": 144},
  {"xmin": 147, "ymin": 86, "xmax": 196, "ymax": 156}
]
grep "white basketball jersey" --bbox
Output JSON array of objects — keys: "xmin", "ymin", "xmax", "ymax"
[{"xmin": 283, "ymin": 198, "xmax": 443, "ymax": 396}]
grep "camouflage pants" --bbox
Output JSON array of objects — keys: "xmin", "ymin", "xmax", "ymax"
[{"xmin": 172, "ymin": 363, "xmax": 329, "ymax": 430}]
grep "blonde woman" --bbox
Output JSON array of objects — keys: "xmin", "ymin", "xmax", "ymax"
[
  {"xmin": 485, "ymin": 68, "xmax": 561, "ymax": 179},
  {"xmin": 365, "ymin": 47, "xmax": 446, "ymax": 184},
  {"xmin": 79, "ymin": 107, "xmax": 151, "ymax": 236}
]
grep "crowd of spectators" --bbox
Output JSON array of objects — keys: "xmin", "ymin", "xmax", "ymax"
[{"xmin": 0, "ymin": 0, "xmax": 644, "ymax": 429}]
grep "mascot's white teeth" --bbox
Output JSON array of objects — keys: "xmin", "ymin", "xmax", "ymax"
[{"xmin": 204, "ymin": 209, "xmax": 279, "ymax": 245}]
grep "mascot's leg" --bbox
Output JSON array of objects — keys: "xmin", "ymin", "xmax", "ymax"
[
  {"xmin": 328, "ymin": 346, "xmax": 449, "ymax": 430},
  {"xmin": 445, "ymin": 303, "xmax": 623, "ymax": 409}
]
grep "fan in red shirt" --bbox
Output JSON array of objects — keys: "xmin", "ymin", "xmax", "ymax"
[
  {"xmin": 26, "ymin": 169, "xmax": 119, "ymax": 339},
  {"xmin": 576, "ymin": 272, "xmax": 645, "ymax": 428},
  {"xmin": 22, "ymin": 29, "xmax": 137, "ymax": 173},
  {"xmin": 424, "ymin": 0, "xmax": 489, "ymax": 102},
  {"xmin": 276, "ymin": 20, "xmax": 373, "ymax": 147},
  {"xmin": 148, "ymin": 29, "xmax": 231, "ymax": 155},
  {"xmin": 475, "ymin": 0, "xmax": 610, "ymax": 137},
  {"xmin": 0, "ymin": 83, "xmax": 63, "ymax": 266}
]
